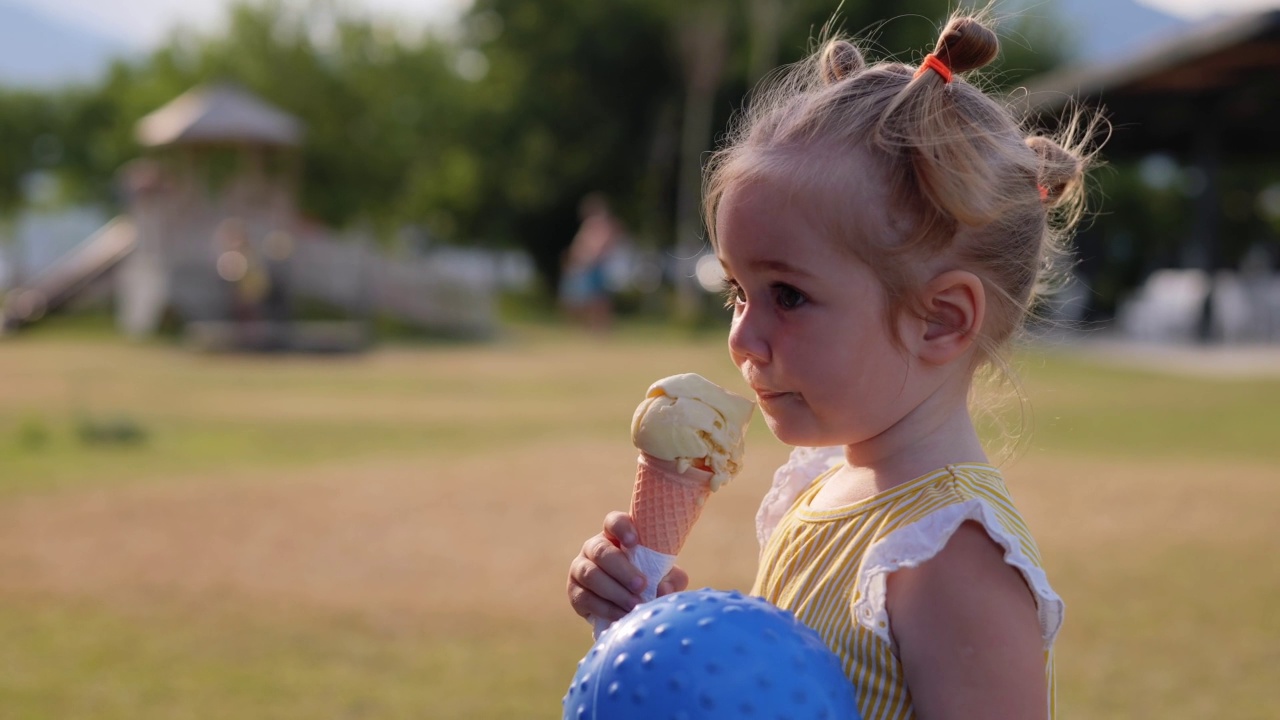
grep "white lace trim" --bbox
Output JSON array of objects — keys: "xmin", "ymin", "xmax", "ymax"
[
  {"xmin": 850, "ymin": 499, "xmax": 1065, "ymax": 650},
  {"xmin": 755, "ymin": 446, "xmax": 844, "ymax": 550}
]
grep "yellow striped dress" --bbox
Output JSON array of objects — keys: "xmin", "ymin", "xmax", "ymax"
[{"xmin": 752, "ymin": 456, "xmax": 1062, "ymax": 720}]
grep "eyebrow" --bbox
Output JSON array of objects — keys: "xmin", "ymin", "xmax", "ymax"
[{"xmin": 719, "ymin": 258, "xmax": 814, "ymax": 278}]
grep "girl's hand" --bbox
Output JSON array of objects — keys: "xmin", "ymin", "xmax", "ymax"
[{"xmin": 567, "ymin": 511, "xmax": 690, "ymax": 623}]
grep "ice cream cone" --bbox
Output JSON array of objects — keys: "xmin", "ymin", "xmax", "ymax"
[
  {"xmin": 591, "ymin": 373, "xmax": 753, "ymax": 638},
  {"xmin": 630, "ymin": 452, "xmax": 713, "ymax": 556}
]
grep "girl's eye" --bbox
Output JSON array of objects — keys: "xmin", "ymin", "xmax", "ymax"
[{"xmin": 774, "ymin": 284, "xmax": 806, "ymax": 310}]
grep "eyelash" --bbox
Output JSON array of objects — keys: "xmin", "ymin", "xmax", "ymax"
[
  {"xmin": 722, "ymin": 279, "xmax": 807, "ymax": 311},
  {"xmin": 722, "ymin": 280, "xmax": 743, "ymax": 309}
]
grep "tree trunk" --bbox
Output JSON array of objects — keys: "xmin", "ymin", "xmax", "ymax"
[
  {"xmin": 747, "ymin": 0, "xmax": 782, "ymax": 83},
  {"xmin": 672, "ymin": 4, "xmax": 728, "ymax": 323}
]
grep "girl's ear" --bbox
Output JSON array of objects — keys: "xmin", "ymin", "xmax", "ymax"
[{"xmin": 914, "ymin": 270, "xmax": 986, "ymax": 366}]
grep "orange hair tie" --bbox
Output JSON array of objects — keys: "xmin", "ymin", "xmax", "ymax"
[
  {"xmin": 1038, "ymin": 185, "xmax": 1050, "ymax": 202},
  {"xmin": 914, "ymin": 53, "xmax": 953, "ymax": 84}
]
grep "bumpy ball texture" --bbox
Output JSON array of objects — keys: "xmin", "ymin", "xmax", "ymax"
[{"xmin": 563, "ymin": 589, "xmax": 861, "ymax": 720}]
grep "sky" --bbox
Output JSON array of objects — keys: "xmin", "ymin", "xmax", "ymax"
[
  {"xmin": 9, "ymin": 0, "xmax": 1280, "ymax": 48},
  {"xmin": 7, "ymin": 0, "xmax": 471, "ymax": 48},
  {"xmin": 1136, "ymin": 0, "xmax": 1280, "ymax": 18}
]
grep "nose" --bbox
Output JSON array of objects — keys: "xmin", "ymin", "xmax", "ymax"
[{"xmin": 727, "ymin": 306, "xmax": 770, "ymax": 367}]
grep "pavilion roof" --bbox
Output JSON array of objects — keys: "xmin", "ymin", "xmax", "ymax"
[
  {"xmin": 1020, "ymin": 9, "xmax": 1280, "ymax": 158},
  {"xmin": 136, "ymin": 82, "xmax": 304, "ymax": 148}
]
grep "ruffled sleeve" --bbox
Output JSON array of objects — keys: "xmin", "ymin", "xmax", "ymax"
[
  {"xmin": 850, "ymin": 499, "xmax": 1065, "ymax": 649},
  {"xmin": 755, "ymin": 446, "xmax": 844, "ymax": 550}
]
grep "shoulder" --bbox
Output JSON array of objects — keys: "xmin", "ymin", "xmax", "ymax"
[
  {"xmin": 886, "ymin": 520, "xmax": 1032, "ymax": 616},
  {"xmin": 850, "ymin": 487, "xmax": 1064, "ymax": 649},
  {"xmin": 892, "ymin": 466, "xmax": 1045, "ymax": 567},
  {"xmin": 884, "ymin": 521, "xmax": 1051, "ymax": 717},
  {"xmin": 885, "ymin": 521, "xmax": 1042, "ymax": 659}
]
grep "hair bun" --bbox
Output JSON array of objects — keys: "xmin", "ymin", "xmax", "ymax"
[
  {"xmin": 934, "ymin": 17, "xmax": 999, "ymax": 74},
  {"xmin": 819, "ymin": 40, "xmax": 865, "ymax": 84},
  {"xmin": 1026, "ymin": 136, "xmax": 1083, "ymax": 206}
]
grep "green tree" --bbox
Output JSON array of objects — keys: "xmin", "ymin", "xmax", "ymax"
[
  {"xmin": 456, "ymin": 0, "xmax": 679, "ymax": 288},
  {"xmin": 0, "ymin": 89, "xmax": 67, "ymax": 285},
  {"xmin": 0, "ymin": 90, "xmax": 60, "ymax": 215},
  {"xmin": 52, "ymin": 1, "xmax": 476, "ymax": 234},
  {"xmin": 458, "ymin": 0, "xmax": 1062, "ymax": 294},
  {"xmin": 3, "ymin": 0, "xmax": 1065, "ymax": 300}
]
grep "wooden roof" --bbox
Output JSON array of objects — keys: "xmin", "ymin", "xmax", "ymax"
[
  {"xmin": 1020, "ymin": 10, "xmax": 1280, "ymax": 158},
  {"xmin": 136, "ymin": 82, "xmax": 304, "ymax": 148}
]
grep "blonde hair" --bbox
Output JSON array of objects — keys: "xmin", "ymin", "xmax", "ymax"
[{"xmin": 704, "ymin": 11, "xmax": 1101, "ymax": 366}]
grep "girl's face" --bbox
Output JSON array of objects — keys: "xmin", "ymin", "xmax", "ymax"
[{"xmin": 717, "ymin": 177, "xmax": 925, "ymax": 448}]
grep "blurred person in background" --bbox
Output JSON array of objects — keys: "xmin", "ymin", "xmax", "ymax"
[
  {"xmin": 215, "ymin": 217, "xmax": 269, "ymax": 325},
  {"xmin": 560, "ymin": 193, "xmax": 624, "ymax": 332}
]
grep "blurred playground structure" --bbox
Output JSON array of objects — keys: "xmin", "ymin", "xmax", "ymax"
[{"xmin": 0, "ymin": 83, "xmax": 505, "ymax": 348}]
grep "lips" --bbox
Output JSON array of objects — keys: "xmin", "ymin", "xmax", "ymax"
[{"xmin": 752, "ymin": 387, "xmax": 791, "ymax": 401}]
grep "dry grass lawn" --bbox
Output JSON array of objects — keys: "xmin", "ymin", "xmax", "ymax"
[{"xmin": 0, "ymin": 326, "xmax": 1276, "ymax": 718}]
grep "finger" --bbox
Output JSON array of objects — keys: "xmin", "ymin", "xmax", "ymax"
[
  {"xmin": 579, "ymin": 535, "xmax": 646, "ymax": 600},
  {"xmin": 567, "ymin": 579, "xmax": 632, "ymax": 623},
  {"xmin": 602, "ymin": 511, "xmax": 638, "ymax": 548},
  {"xmin": 568, "ymin": 556, "xmax": 640, "ymax": 620},
  {"xmin": 656, "ymin": 565, "xmax": 690, "ymax": 597}
]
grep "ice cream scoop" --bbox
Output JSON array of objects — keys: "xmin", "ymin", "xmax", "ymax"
[{"xmin": 630, "ymin": 373, "xmax": 755, "ymax": 491}]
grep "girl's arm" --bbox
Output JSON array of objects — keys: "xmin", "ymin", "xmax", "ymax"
[{"xmin": 886, "ymin": 521, "xmax": 1048, "ymax": 719}]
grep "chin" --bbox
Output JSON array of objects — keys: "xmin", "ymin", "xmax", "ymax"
[
  {"xmin": 761, "ymin": 415, "xmax": 797, "ymax": 444},
  {"xmin": 763, "ymin": 411, "xmax": 861, "ymax": 449},
  {"xmin": 764, "ymin": 416, "xmax": 830, "ymax": 448}
]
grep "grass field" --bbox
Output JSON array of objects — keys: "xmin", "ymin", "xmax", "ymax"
[{"xmin": 0, "ymin": 322, "xmax": 1277, "ymax": 719}]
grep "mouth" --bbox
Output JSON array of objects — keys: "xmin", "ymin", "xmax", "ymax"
[{"xmin": 752, "ymin": 387, "xmax": 792, "ymax": 401}]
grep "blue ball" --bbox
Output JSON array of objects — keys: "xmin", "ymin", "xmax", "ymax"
[{"xmin": 563, "ymin": 588, "xmax": 861, "ymax": 720}]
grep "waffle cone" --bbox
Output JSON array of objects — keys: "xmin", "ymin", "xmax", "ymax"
[{"xmin": 629, "ymin": 452, "xmax": 714, "ymax": 555}]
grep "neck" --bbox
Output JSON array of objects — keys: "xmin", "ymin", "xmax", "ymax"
[{"xmin": 842, "ymin": 379, "xmax": 988, "ymax": 493}]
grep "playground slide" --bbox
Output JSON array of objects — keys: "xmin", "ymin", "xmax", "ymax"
[{"xmin": 2, "ymin": 216, "xmax": 137, "ymax": 331}]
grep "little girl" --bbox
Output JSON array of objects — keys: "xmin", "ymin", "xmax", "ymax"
[{"xmin": 567, "ymin": 12, "xmax": 1094, "ymax": 719}]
